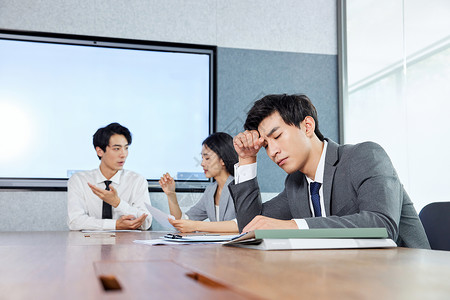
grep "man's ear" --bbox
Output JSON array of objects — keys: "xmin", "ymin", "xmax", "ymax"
[
  {"xmin": 96, "ymin": 147, "xmax": 104, "ymax": 159},
  {"xmin": 302, "ymin": 116, "xmax": 316, "ymax": 137}
]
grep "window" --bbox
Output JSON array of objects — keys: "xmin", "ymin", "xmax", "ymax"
[{"xmin": 341, "ymin": 0, "xmax": 450, "ymax": 211}]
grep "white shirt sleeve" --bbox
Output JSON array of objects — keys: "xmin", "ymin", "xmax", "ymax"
[
  {"xmin": 67, "ymin": 175, "xmax": 116, "ymax": 231},
  {"xmin": 234, "ymin": 162, "xmax": 309, "ymax": 229},
  {"xmin": 293, "ymin": 219, "xmax": 309, "ymax": 229},
  {"xmin": 114, "ymin": 176, "xmax": 152, "ymax": 230},
  {"xmin": 234, "ymin": 162, "xmax": 257, "ymax": 184}
]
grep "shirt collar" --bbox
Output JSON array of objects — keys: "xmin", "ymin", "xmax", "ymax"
[
  {"xmin": 95, "ymin": 168, "xmax": 123, "ymax": 185},
  {"xmin": 306, "ymin": 140, "xmax": 328, "ymax": 184}
]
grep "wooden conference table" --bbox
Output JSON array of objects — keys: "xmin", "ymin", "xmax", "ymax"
[{"xmin": 1, "ymin": 231, "xmax": 449, "ymax": 299}]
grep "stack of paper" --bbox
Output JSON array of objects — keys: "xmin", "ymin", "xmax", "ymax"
[
  {"xmin": 224, "ymin": 228, "xmax": 397, "ymax": 250},
  {"xmin": 134, "ymin": 234, "xmax": 237, "ymax": 246}
]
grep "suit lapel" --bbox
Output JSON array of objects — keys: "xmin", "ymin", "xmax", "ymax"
[
  {"xmin": 218, "ymin": 176, "xmax": 233, "ymax": 221},
  {"xmin": 298, "ymin": 175, "xmax": 312, "ymax": 217},
  {"xmin": 206, "ymin": 182, "xmax": 218, "ymax": 222},
  {"xmin": 323, "ymin": 139, "xmax": 339, "ymax": 216},
  {"xmin": 289, "ymin": 172, "xmax": 312, "ymax": 218}
]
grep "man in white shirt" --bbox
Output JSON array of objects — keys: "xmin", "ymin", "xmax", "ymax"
[
  {"xmin": 229, "ymin": 94, "xmax": 429, "ymax": 248},
  {"xmin": 67, "ymin": 122, "xmax": 152, "ymax": 230}
]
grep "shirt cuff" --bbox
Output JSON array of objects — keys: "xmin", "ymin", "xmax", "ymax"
[
  {"xmin": 234, "ymin": 162, "xmax": 257, "ymax": 184},
  {"xmin": 103, "ymin": 219, "xmax": 116, "ymax": 230},
  {"xmin": 114, "ymin": 199, "xmax": 133, "ymax": 216},
  {"xmin": 293, "ymin": 219, "xmax": 309, "ymax": 229}
]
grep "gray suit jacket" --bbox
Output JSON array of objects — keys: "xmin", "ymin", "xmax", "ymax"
[
  {"xmin": 228, "ymin": 139, "xmax": 430, "ymax": 249},
  {"xmin": 186, "ymin": 176, "xmax": 236, "ymax": 222}
]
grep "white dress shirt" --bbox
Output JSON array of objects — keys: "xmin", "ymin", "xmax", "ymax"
[
  {"xmin": 67, "ymin": 168, "xmax": 152, "ymax": 230},
  {"xmin": 234, "ymin": 141, "xmax": 328, "ymax": 229}
]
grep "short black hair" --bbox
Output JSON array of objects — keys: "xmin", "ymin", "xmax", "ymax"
[
  {"xmin": 93, "ymin": 123, "xmax": 132, "ymax": 160},
  {"xmin": 244, "ymin": 94, "xmax": 324, "ymax": 141},
  {"xmin": 202, "ymin": 132, "xmax": 238, "ymax": 176}
]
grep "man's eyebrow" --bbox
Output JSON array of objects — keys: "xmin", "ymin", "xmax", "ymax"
[
  {"xmin": 266, "ymin": 127, "xmax": 280, "ymax": 137},
  {"xmin": 109, "ymin": 144, "xmax": 129, "ymax": 147}
]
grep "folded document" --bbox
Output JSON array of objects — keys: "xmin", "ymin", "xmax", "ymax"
[
  {"xmin": 133, "ymin": 234, "xmax": 236, "ymax": 246},
  {"xmin": 163, "ymin": 233, "xmax": 236, "ymax": 242}
]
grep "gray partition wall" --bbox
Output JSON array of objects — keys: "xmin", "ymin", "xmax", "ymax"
[
  {"xmin": 217, "ymin": 48, "xmax": 338, "ymax": 191},
  {"xmin": 0, "ymin": 0, "xmax": 338, "ymax": 230}
]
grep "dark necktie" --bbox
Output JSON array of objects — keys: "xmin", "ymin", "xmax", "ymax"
[
  {"xmin": 310, "ymin": 182, "xmax": 322, "ymax": 217},
  {"xmin": 102, "ymin": 180, "xmax": 113, "ymax": 219}
]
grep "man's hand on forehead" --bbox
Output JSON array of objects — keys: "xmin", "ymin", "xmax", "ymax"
[{"xmin": 233, "ymin": 130, "xmax": 265, "ymax": 164}]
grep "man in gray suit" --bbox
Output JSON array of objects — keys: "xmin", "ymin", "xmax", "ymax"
[{"xmin": 230, "ymin": 94, "xmax": 430, "ymax": 248}]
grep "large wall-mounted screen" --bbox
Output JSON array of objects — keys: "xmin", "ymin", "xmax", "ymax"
[{"xmin": 0, "ymin": 30, "xmax": 214, "ymax": 189}]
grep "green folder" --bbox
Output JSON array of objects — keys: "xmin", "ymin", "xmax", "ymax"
[
  {"xmin": 230, "ymin": 228, "xmax": 388, "ymax": 243},
  {"xmin": 253, "ymin": 228, "xmax": 388, "ymax": 239}
]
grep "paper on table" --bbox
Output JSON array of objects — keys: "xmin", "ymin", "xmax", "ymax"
[
  {"xmin": 134, "ymin": 237, "xmax": 233, "ymax": 246},
  {"xmin": 163, "ymin": 234, "xmax": 237, "ymax": 242},
  {"xmin": 82, "ymin": 230, "xmax": 142, "ymax": 233},
  {"xmin": 145, "ymin": 202, "xmax": 176, "ymax": 230},
  {"xmin": 134, "ymin": 239, "xmax": 192, "ymax": 245}
]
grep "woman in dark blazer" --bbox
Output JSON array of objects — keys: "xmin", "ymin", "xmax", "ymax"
[{"xmin": 159, "ymin": 132, "xmax": 239, "ymax": 233}]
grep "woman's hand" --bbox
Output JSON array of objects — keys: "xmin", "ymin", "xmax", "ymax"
[
  {"xmin": 159, "ymin": 173, "xmax": 176, "ymax": 195},
  {"xmin": 168, "ymin": 219, "xmax": 199, "ymax": 233},
  {"xmin": 159, "ymin": 173, "xmax": 182, "ymax": 219}
]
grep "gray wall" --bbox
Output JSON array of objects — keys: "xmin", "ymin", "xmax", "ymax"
[
  {"xmin": 217, "ymin": 48, "xmax": 338, "ymax": 191},
  {"xmin": 0, "ymin": 0, "xmax": 338, "ymax": 230},
  {"xmin": 0, "ymin": 191, "xmax": 203, "ymax": 231}
]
